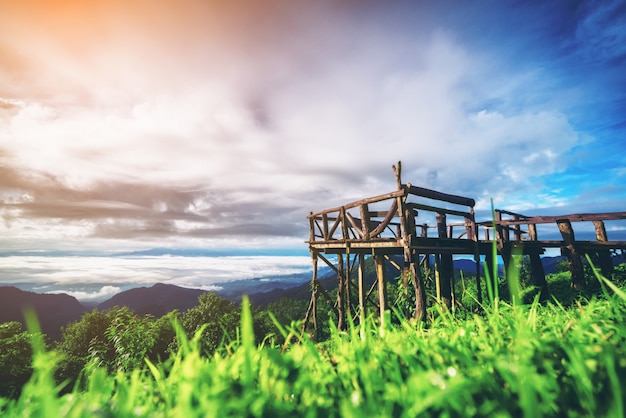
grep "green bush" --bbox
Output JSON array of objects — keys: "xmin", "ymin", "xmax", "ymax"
[{"xmin": 0, "ymin": 322, "xmax": 33, "ymax": 399}]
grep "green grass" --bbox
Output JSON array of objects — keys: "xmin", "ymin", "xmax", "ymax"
[{"xmin": 2, "ymin": 276, "xmax": 626, "ymax": 417}]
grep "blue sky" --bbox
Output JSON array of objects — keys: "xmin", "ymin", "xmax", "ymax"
[{"xmin": 0, "ymin": 0, "xmax": 625, "ymax": 252}]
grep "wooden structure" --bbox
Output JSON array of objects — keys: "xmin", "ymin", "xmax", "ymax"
[{"xmin": 303, "ymin": 162, "xmax": 626, "ymax": 334}]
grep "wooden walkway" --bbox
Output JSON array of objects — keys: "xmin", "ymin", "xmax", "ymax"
[{"xmin": 303, "ymin": 162, "xmax": 626, "ymax": 333}]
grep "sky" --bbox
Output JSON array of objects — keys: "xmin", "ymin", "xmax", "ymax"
[{"xmin": 1, "ymin": 0, "xmax": 625, "ymax": 253}]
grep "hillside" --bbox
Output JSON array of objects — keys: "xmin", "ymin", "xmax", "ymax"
[
  {"xmin": 0, "ymin": 286, "xmax": 86, "ymax": 341},
  {"xmin": 97, "ymin": 283, "xmax": 207, "ymax": 316}
]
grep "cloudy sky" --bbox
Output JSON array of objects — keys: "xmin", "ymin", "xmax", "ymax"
[{"xmin": 1, "ymin": 0, "xmax": 625, "ymax": 252}]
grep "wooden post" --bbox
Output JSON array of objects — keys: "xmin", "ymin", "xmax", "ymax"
[
  {"xmin": 392, "ymin": 172, "xmax": 427, "ymax": 321},
  {"xmin": 345, "ymin": 252, "xmax": 352, "ymax": 323},
  {"xmin": 360, "ymin": 204, "xmax": 370, "ymax": 240},
  {"xmin": 358, "ymin": 253, "xmax": 366, "ymax": 327},
  {"xmin": 528, "ymin": 252, "xmax": 549, "ymax": 302},
  {"xmin": 336, "ymin": 253, "xmax": 346, "ymax": 330},
  {"xmin": 392, "ymin": 161, "xmax": 402, "ymax": 190},
  {"xmin": 403, "ymin": 207, "xmax": 426, "ymax": 321},
  {"xmin": 593, "ymin": 220, "xmax": 614, "ymax": 278},
  {"xmin": 557, "ymin": 219, "xmax": 586, "ymax": 290},
  {"xmin": 513, "ymin": 214, "xmax": 522, "ymax": 241},
  {"xmin": 375, "ymin": 254, "xmax": 387, "ymax": 327},
  {"xmin": 469, "ymin": 207, "xmax": 482, "ymax": 305},
  {"xmin": 303, "ymin": 252, "xmax": 319, "ymax": 340},
  {"xmin": 495, "ymin": 210, "xmax": 513, "ymax": 276},
  {"xmin": 436, "ymin": 213, "xmax": 453, "ymax": 308}
]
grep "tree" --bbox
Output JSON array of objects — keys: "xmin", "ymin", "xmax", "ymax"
[
  {"xmin": 181, "ymin": 293, "xmax": 240, "ymax": 354},
  {"xmin": 55, "ymin": 308, "xmax": 116, "ymax": 385},
  {"xmin": 0, "ymin": 322, "xmax": 33, "ymax": 398}
]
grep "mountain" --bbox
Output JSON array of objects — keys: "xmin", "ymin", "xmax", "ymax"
[
  {"xmin": 0, "ymin": 286, "xmax": 86, "ymax": 341},
  {"xmin": 97, "ymin": 283, "xmax": 207, "ymax": 316}
]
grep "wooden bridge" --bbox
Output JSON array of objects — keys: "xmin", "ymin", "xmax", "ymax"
[{"xmin": 303, "ymin": 162, "xmax": 626, "ymax": 333}]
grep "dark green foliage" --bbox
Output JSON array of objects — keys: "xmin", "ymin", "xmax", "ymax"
[
  {"xmin": 180, "ymin": 293, "xmax": 241, "ymax": 354},
  {"xmin": 54, "ymin": 308, "xmax": 115, "ymax": 386},
  {"xmin": 0, "ymin": 322, "xmax": 33, "ymax": 399}
]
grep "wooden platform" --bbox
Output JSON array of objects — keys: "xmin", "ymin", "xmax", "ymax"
[{"xmin": 303, "ymin": 162, "xmax": 626, "ymax": 334}]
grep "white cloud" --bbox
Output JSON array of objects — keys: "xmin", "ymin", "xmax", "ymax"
[
  {"xmin": 47, "ymin": 285, "xmax": 122, "ymax": 302},
  {"xmin": 0, "ymin": 1, "xmax": 590, "ymax": 246}
]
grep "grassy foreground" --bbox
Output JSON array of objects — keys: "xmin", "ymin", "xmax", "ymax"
[{"xmin": 1, "ymin": 279, "xmax": 626, "ymax": 417}]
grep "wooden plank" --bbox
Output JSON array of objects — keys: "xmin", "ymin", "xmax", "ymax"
[
  {"xmin": 406, "ymin": 202, "xmax": 472, "ymax": 219},
  {"xmin": 307, "ymin": 190, "xmax": 406, "ymax": 218},
  {"xmin": 491, "ymin": 211, "xmax": 626, "ymax": 226},
  {"xmin": 406, "ymin": 185, "xmax": 475, "ymax": 207}
]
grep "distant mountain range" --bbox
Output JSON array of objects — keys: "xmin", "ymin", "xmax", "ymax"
[
  {"xmin": 0, "ymin": 247, "xmax": 309, "ymax": 258},
  {"xmin": 0, "ymin": 287, "xmax": 86, "ymax": 341},
  {"xmin": 2, "ymin": 253, "xmax": 623, "ymax": 341},
  {"xmin": 98, "ymin": 283, "xmax": 207, "ymax": 316}
]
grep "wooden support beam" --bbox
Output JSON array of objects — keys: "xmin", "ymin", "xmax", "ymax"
[
  {"xmin": 406, "ymin": 185, "xmax": 476, "ymax": 207},
  {"xmin": 316, "ymin": 252, "xmax": 339, "ymax": 273},
  {"xmin": 375, "ymin": 254, "xmax": 387, "ymax": 328},
  {"xmin": 345, "ymin": 212, "xmax": 363, "ymax": 238},
  {"xmin": 529, "ymin": 252, "xmax": 549, "ymax": 302},
  {"xmin": 557, "ymin": 219, "xmax": 586, "ymax": 290},
  {"xmin": 436, "ymin": 213, "xmax": 454, "ymax": 308},
  {"xmin": 370, "ymin": 199, "xmax": 399, "ymax": 237},
  {"xmin": 593, "ymin": 220, "xmax": 614, "ymax": 278},
  {"xmin": 336, "ymin": 253, "xmax": 346, "ymax": 330},
  {"xmin": 358, "ymin": 253, "xmax": 366, "ymax": 329},
  {"xmin": 406, "ymin": 202, "xmax": 472, "ymax": 219}
]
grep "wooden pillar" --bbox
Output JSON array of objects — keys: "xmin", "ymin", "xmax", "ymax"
[
  {"xmin": 358, "ymin": 253, "xmax": 366, "ymax": 326},
  {"xmin": 513, "ymin": 214, "xmax": 522, "ymax": 241},
  {"xmin": 528, "ymin": 252, "xmax": 549, "ymax": 302},
  {"xmin": 303, "ymin": 252, "xmax": 319, "ymax": 340},
  {"xmin": 375, "ymin": 254, "xmax": 387, "ymax": 327},
  {"xmin": 336, "ymin": 253, "xmax": 346, "ymax": 330},
  {"xmin": 485, "ymin": 251, "xmax": 496, "ymax": 281},
  {"xmin": 468, "ymin": 208, "xmax": 482, "ymax": 305},
  {"xmin": 421, "ymin": 224, "xmax": 430, "ymax": 272},
  {"xmin": 593, "ymin": 220, "xmax": 614, "ymax": 278},
  {"xmin": 345, "ymin": 252, "xmax": 352, "ymax": 323},
  {"xmin": 436, "ymin": 213, "xmax": 453, "ymax": 308},
  {"xmin": 495, "ymin": 210, "xmax": 513, "ymax": 277},
  {"xmin": 557, "ymin": 219, "xmax": 586, "ymax": 290}
]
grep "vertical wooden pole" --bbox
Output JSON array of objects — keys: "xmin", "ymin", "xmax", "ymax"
[
  {"xmin": 495, "ymin": 210, "xmax": 512, "ymax": 277},
  {"xmin": 485, "ymin": 251, "xmax": 495, "ymax": 278},
  {"xmin": 469, "ymin": 207, "xmax": 482, "ymax": 305},
  {"xmin": 360, "ymin": 204, "xmax": 370, "ymax": 240},
  {"xmin": 529, "ymin": 252, "xmax": 549, "ymax": 302},
  {"xmin": 436, "ymin": 213, "xmax": 453, "ymax": 308},
  {"xmin": 421, "ymin": 224, "xmax": 430, "ymax": 273},
  {"xmin": 303, "ymin": 252, "xmax": 319, "ymax": 340},
  {"xmin": 345, "ymin": 252, "xmax": 352, "ymax": 324},
  {"xmin": 593, "ymin": 220, "xmax": 614, "ymax": 278},
  {"xmin": 336, "ymin": 253, "xmax": 345, "ymax": 330},
  {"xmin": 358, "ymin": 253, "xmax": 366, "ymax": 328},
  {"xmin": 513, "ymin": 214, "xmax": 522, "ymax": 241},
  {"xmin": 375, "ymin": 254, "xmax": 387, "ymax": 328},
  {"xmin": 557, "ymin": 219, "xmax": 586, "ymax": 290}
]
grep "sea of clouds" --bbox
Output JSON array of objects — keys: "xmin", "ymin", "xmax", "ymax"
[{"xmin": 0, "ymin": 254, "xmax": 313, "ymax": 303}]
